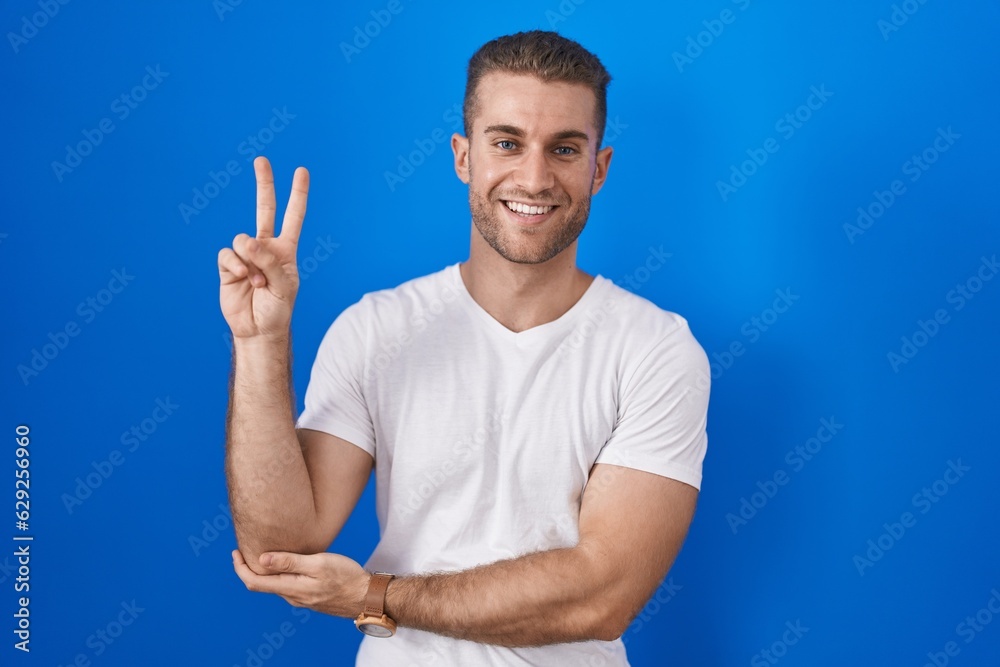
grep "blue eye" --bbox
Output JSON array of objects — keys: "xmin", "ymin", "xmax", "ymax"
[
  {"xmin": 497, "ymin": 140, "xmax": 516, "ymax": 150},
  {"xmin": 554, "ymin": 146, "xmax": 575, "ymax": 155}
]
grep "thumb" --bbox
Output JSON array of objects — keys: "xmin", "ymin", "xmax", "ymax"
[
  {"xmin": 260, "ymin": 551, "xmax": 308, "ymax": 574},
  {"xmin": 243, "ymin": 238, "xmax": 296, "ymax": 296}
]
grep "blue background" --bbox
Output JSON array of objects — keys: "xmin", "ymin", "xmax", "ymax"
[{"xmin": 4, "ymin": 1, "xmax": 999, "ymax": 665}]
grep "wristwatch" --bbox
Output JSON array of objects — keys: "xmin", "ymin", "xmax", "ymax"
[{"xmin": 355, "ymin": 572, "xmax": 396, "ymax": 637}]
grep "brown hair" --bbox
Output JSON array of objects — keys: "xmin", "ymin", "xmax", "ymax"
[{"xmin": 463, "ymin": 30, "xmax": 612, "ymax": 144}]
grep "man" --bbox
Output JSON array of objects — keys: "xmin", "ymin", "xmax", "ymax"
[{"xmin": 219, "ymin": 30, "xmax": 710, "ymax": 666}]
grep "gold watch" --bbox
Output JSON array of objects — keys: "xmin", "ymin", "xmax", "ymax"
[{"xmin": 354, "ymin": 572, "xmax": 396, "ymax": 637}]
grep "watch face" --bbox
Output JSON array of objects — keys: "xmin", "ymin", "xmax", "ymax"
[{"xmin": 358, "ymin": 622, "xmax": 393, "ymax": 638}]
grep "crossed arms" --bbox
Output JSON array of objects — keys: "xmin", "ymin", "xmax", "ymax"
[{"xmin": 225, "ymin": 334, "xmax": 698, "ymax": 648}]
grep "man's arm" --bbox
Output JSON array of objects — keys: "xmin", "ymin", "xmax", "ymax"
[
  {"xmin": 225, "ymin": 336, "xmax": 372, "ymax": 572},
  {"xmin": 219, "ymin": 157, "xmax": 372, "ymax": 574},
  {"xmin": 382, "ymin": 463, "xmax": 697, "ymax": 646}
]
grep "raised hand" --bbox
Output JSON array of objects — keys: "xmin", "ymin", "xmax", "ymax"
[{"xmin": 218, "ymin": 157, "xmax": 309, "ymax": 340}]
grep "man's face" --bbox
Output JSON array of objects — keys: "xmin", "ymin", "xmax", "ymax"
[{"xmin": 452, "ymin": 72, "xmax": 612, "ymax": 265}]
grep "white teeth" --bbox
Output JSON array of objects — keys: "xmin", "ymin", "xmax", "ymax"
[{"xmin": 504, "ymin": 201, "xmax": 554, "ymax": 216}]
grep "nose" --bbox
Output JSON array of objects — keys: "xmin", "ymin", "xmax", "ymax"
[{"xmin": 512, "ymin": 147, "xmax": 555, "ymax": 196}]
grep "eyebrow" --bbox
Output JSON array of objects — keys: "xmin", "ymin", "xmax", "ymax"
[{"xmin": 483, "ymin": 124, "xmax": 590, "ymax": 143}]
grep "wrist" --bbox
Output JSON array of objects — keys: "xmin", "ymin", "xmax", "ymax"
[
  {"xmin": 231, "ymin": 331, "xmax": 291, "ymax": 350},
  {"xmin": 231, "ymin": 333, "xmax": 292, "ymax": 367}
]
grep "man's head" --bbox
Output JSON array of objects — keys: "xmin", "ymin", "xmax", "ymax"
[
  {"xmin": 453, "ymin": 31, "xmax": 614, "ymax": 265},
  {"xmin": 462, "ymin": 30, "xmax": 612, "ymax": 143}
]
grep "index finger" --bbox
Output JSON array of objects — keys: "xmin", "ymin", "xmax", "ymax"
[
  {"xmin": 255, "ymin": 156, "xmax": 277, "ymax": 239},
  {"xmin": 279, "ymin": 166, "xmax": 309, "ymax": 246}
]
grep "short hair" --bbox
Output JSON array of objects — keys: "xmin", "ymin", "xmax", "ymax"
[{"xmin": 463, "ymin": 30, "xmax": 612, "ymax": 145}]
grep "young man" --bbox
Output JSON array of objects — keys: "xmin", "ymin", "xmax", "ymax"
[{"xmin": 220, "ymin": 30, "xmax": 709, "ymax": 666}]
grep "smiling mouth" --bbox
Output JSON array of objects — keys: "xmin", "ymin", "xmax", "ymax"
[{"xmin": 502, "ymin": 200, "xmax": 558, "ymax": 217}]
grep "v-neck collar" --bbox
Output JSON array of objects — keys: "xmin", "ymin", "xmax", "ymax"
[{"xmin": 447, "ymin": 263, "xmax": 609, "ymax": 347}]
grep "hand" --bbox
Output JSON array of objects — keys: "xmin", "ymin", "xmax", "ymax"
[
  {"xmin": 218, "ymin": 157, "xmax": 309, "ymax": 340},
  {"xmin": 232, "ymin": 549, "xmax": 370, "ymax": 619}
]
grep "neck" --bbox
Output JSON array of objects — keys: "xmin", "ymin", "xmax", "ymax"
[{"xmin": 459, "ymin": 225, "xmax": 594, "ymax": 333}]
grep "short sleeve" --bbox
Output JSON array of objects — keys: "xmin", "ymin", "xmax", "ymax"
[
  {"xmin": 594, "ymin": 321, "xmax": 710, "ymax": 490},
  {"xmin": 295, "ymin": 300, "xmax": 376, "ymax": 457}
]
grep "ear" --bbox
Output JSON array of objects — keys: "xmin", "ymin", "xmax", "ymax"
[
  {"xmin": 590, "ymin": 145, "xmax": 613, "ymax": 195},
  {"xmin": 451, "ymin": 133, "xmax": 470, "ymax": 184}
]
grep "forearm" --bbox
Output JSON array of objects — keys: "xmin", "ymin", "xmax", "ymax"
[
  {"xmin": 383, "ymin": 543, "xmax": 627, "ymax": 647},
  {"xmin": 225, "ymin": 334, "xmax": 318, "ymax": 566}
]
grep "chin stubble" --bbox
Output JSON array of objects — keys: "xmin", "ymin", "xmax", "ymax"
[{"xmin": 467, "ymin": 167, "xmax": 594, "ymax": 265}]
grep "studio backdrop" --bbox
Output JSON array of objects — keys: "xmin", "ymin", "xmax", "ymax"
[{"xmin": 4, "ymin": 1, "xmax": 999, "ymax": 665}]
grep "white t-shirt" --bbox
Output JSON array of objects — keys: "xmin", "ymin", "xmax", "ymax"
[{"xmin": 296, "ymin": 262, "xmax": 710, "ymax": 667}]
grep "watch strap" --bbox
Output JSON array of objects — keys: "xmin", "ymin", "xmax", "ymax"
[{"xmin": 364, "ymin": 572, "xmax": 394, "ymax": 617}]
